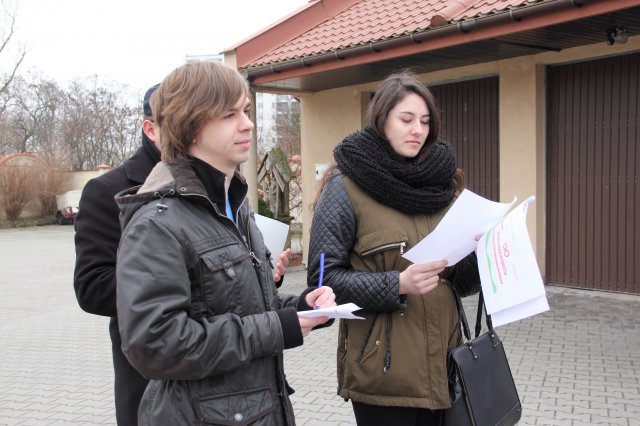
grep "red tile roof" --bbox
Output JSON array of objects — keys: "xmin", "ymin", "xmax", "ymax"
[{"xmin": 246, "ymin": 0, "xmax": 533, "ymax": 68}]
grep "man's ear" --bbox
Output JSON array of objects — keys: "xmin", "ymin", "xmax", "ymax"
[{"xmin": 142, "ymin": 119, "xmax": 160, "ymax": 148}]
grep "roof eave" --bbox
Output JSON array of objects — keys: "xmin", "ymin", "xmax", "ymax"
[
  {"xmin": 241, "ymin": 0, "xmax": 636, "ymax": 86},
  {"xmin": 230, "ymin": 0, "xmax": 362, "ymax": 68}
]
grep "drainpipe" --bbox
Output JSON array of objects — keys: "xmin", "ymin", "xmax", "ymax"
[{"xmin": 245, "ymin": 0, "xmax": 588, "ymax": 80}]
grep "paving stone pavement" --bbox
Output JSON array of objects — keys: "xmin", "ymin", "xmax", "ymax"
[{"xmin": 1, "ymin": 225, "xmax": 639, "ymax": 425}]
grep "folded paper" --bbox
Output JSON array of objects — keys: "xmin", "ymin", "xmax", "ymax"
[{"xmin": 297, "ymin": 303, "xmax": 364, "ymax": 320}]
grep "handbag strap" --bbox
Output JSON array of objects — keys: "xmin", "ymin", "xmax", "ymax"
[
  {"xmin": 475, "ymin": 292, "xmax": 483, "ymax": 338},
  {"xmin": 452, "ymin": 286, "xmax": 471, "ymax": 341},
  {"xmin": 475, "ymin": 290, "xmax": 493, "ymax": 337},
  {"xmin": 453, "ymin": 285, "xmax": 494, "ymax": 341},
  {"xmin": 473, "ymin": 291, "xmax": 495, "ymax": 338}
]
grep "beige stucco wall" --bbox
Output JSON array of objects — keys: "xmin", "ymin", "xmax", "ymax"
[
  {"xmin": 69, "ymin": 170, "xmax": 104, "ymax": 190},
  {"xmin": 298, "ymin": 36, "xmax": 640, "ymax": 270},
  {"xmin": 498, "ymin": 58, "xmax": 546, "ymax": 273}
]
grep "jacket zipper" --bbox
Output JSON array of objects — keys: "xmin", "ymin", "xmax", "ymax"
[
  {"xmin": 355, "ymin": 313, "xmax": 380, "ymax": 363},
  {"xmin": 242, "ymin": 210, "xmax": 262, "ymax": 268},
  {"xmin": 204, "ymin": 253, "xmax": 252, "ymax": 273},
  {"xmin": 338, "ymin": 320, "xmax": 349, "ymax": 392},
  {"xmin": 383, "ymin": 313, "xmax": 392, "ymax": 373},
  {"xmin": 361, "ymin": 241, "xmax": 407, "ymax": 257}
]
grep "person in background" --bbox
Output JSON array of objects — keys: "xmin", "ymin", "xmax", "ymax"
[
  {"xmin": 74, "ymin": 83, "xmax": 293, "ymax": 425},
  {"xmin": 115, "ymin": 61, "xmax": 334, "ymax": 425},
  {"xmin": 73, "ymin": 83, "xmax": 160, "ymax": 425},
  {"xmin": 307, "ymin": 70, "xmax": 480, "ymax": 426}
]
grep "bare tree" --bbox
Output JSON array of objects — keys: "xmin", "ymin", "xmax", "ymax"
[
  {"xmin": 59, "ymin": 78, "xmax": 140, "ymax": 170},
  {"xmin": 1, "ymin": 73, "xmax": 141, "ymax": 173},
  {"xmin": 0, "ymin": 0, "xmax": 25, "ymax": 117},
  {"xmin": 59, "ymin": 81, "xmax": 93, "ymax": 170},
  {"xmin": 2, "ymin": 76, "xmax": 63, "ymax": 156},
  {"xmin": 0, "ymin": 0, "xmax": 25, "ymax": 158},
  {"xmin": 274, "ymin": 96, "xmax": 300, "ymax": 159},
  {"xmin": 274, "ymin": 96, "xmax": 302, "ymax": 216}
]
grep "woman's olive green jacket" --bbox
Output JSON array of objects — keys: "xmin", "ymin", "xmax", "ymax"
[{"xmin": 308, "ymin": 172, "xmax": 480, "ymax": 409}]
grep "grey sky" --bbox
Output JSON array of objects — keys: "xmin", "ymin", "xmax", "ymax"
[{"xmin": 11, "ymin": 0, "xmax": 306, "ymax": 96}]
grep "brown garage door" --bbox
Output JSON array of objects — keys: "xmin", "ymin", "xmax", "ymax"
[
  {"xmin": 430, "ymin": 77, "xmax": 500, "ymax": 201},
  {"xmin": 547, "ymin": 53, "xmax": 639, "ymax": 294}
]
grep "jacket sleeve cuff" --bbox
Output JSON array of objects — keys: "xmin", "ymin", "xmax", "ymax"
[
  {"xmin": 296, "ymin": 286, "xmax": 316, "ymax": 311},
  {"xmin": 275, "ymin": 307, "xmax": 303, "ymax": 349},
  {"xmin": 275, "ymin": 274, "xmax": 284, "ymax": 288}
]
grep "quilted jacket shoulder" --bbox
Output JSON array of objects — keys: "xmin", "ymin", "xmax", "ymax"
[{"xmin": 308, "ymin": 172, "xmax": 403, "ymax": 311}]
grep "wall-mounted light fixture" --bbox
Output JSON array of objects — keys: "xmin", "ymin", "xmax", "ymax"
[{"xmin": 606, "ymin": 27, "xmax": 628, "ymax": 45}]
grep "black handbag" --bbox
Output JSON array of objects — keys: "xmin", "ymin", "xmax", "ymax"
[{"xmin": 443, "ymin": 290, "xmax": 522, "ymax": 426}]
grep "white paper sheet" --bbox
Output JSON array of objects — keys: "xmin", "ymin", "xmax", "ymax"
[
  {"xmin": 402, "ymin": 189, "xmax": 516, "ymax": 266},
  {"xmin": 489, "ymin": 296, "xmax": 550, "ymax": 327},
  {"xmin": 254, "ymin": 214, "xmax": 290, "ymax": 264},
  {"xmin": 476, "ymin": 196, "xmax": 549, "ymax": 326},
  {"xmin": 297, "ymin": 303, "xmax": 365, "ymax": 320},
  {"xmin": 401, "ymin": 189, "xmax": 550, "ymax": 327}
]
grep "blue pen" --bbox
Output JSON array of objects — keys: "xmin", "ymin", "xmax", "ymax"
[
  {"xmin": 314, "ymin": 252, "xmax": 325, "ymax": 309},
  {"xmin": 318, "ymin": 252, "xmax": 325, "ymax": 288}
]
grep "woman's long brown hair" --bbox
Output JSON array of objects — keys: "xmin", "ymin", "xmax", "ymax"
[{"xmin": 311, "ymin": 70, "xmax": 465, "ymax": 212}]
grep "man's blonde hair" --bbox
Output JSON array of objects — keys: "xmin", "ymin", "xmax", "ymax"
[{"xmin": 151, "ymin": 61, "xmax": 250, "ymax": 164}]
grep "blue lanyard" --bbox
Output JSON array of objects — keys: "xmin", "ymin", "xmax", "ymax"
[{"xmin": 225, "ymin": 195, "xmax": 234, "ymax": 222}]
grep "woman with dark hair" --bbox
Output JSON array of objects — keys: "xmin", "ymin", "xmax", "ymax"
[{"xmin": 308, "ymin": 71, "xmax": 480, "ymax": 425}]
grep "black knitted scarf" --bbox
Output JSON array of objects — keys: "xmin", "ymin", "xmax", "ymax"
[{"xmin": 334, "ymin": 125, "xmax": 457, "ymax": 215}]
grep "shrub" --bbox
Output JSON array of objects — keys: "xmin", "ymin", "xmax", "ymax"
[
  {"xmin": 0, "ymin": 164, "xmax": 39, "ymax": 221},
  {"xmin": 35, "ymin": 167, "xmax": 71, "ymax": 216}
]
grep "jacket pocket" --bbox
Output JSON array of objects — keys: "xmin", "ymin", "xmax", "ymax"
[
  {"xmin": 196, "ymin": 242, "xmax": 258, "ymax": 316},
  {"xmin": 354, "ymin": 227, "xmax": 408, "ymax": 272},
  {"xmin": 199, "ymin": 242, "xmax": 251, "ymax": 280},
  {"xmin": 193, "ymin": 386, "xmax": 276, "ymax": 425},
  {"xmin": 355, "ymin": 313, "xmax": 380, "ymax": 364}
]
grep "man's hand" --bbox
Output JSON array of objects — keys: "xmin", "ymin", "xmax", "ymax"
[
  {"xmin": 299, "ymin": 316, "xmax": 329, "ymax": 336},
  {"xmin": 273, "ymin": 248, "xmax": 291, "ymax": 282}
]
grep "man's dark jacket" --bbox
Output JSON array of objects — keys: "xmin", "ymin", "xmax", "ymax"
[{"xmin": 73, "ymin": 136, "xmax": 160, "ymax": 425}]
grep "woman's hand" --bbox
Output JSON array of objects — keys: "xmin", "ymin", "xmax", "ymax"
[
  {"xmin": 297, "ymin": 287, "xmax": 336, "ymax": 336},
  {"xmin": 272, "ymin": 248, "xmax": 291, "ymax": 282},
  {"xmin": 305, "ymin": 286, "xmax": 335, "ymax": 310},
  {"xmin": 399, "ymin": 260, "xmax": 448, "ymax": 295}
]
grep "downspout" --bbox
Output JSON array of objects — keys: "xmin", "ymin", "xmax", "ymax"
[{"xmin": 245, "ymin": 0, "xmax": 587, "ymax": 80}]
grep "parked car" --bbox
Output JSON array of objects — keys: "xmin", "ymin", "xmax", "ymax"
[{"xmin": 55, "ymin": 190, "xmax": 81, "ymax": 225}]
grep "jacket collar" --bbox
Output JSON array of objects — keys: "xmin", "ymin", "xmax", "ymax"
[
  {"xmin": 123, "ymin": 134, "xmax": 161, "ymax": 184},
  {"xmin": 117, "ymin": 161, "xmax": 248, "ymax": 214},
  {"xmin": 190, "ymin": 156, "xmax": 247, "ymax": 209}
]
